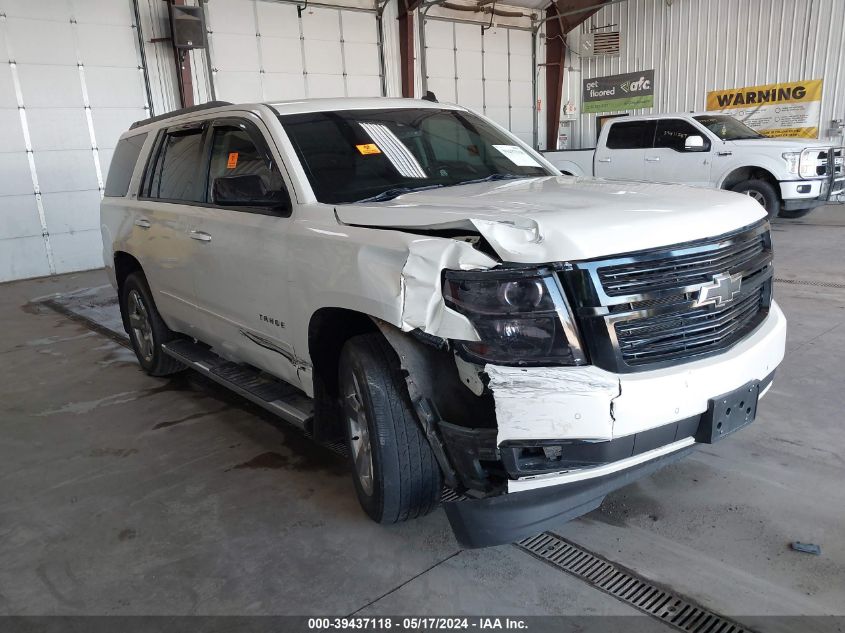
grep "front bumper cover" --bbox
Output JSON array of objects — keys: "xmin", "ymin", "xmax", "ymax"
[{"xmin": 444, "ymin": 443, "xmax": 695, "ymax": 548}]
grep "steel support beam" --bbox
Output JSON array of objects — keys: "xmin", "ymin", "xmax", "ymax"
[
  {"xmin": 544, "ymin": 0, "xmax": 613, "ymax": 149},
  {"xmin": 169, "ymin": 0, "xmax": 195, "ymax": 108},
  {"xmin": 398, "ymin": 0, "xmax": 421, "ymax": 98}
]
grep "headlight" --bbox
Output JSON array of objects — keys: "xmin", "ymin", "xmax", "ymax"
[
  {"xmin": 782, "ymin": 152, "xmax": 800, "ymax": 175},
  {"xmin": 442, "ymin": 267, "xmax": 586, "ymax": 366},
  {"xmin": 784, "ymin": 149, "xmax": 826, "ymax": 178}
]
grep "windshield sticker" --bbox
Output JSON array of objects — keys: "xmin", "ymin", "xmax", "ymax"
[
  {"xmin": 492, "ymin": 145, "xmax": 542, "ymax": 168},
  {"xmin": 226, "ymin": 152, "xmax": 239, "ymax": 169},
  {"xmin": 356, "ymin": 143, "xmax": 382, "ymax": 155},
  {"xmin": 358, "ymin": 122, "xmax": 428, "ymax": 178}
]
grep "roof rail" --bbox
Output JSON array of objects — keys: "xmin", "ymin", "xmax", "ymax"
[{"xmin": 129, "ymin": 100, "xmax": 234, "ymax": 130}]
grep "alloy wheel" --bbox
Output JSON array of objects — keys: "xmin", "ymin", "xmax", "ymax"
[
  {"xmin": 127, "ymin": 289, "xmax": 154, "ymax": 363},
  {"xmin": 345, "ymin": 373, "xmax": 374, "ymax": 496}
]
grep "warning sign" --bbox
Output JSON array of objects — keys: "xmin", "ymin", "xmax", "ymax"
[{"xmin": 706, "ymin": 79, "xmax": 823, "ymax": 139}]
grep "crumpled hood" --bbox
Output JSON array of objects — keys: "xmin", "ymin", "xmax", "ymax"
[{"xmin": 335, "ymin": 176, "xmax": 766, "ymax": 262}]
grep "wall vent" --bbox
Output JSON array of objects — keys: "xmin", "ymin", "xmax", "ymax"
[{"xmin": 579, "ymin": 31, "xmax": 621, "ymax": 57}]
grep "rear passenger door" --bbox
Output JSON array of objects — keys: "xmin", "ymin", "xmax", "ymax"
[
  {"xmin": 595, "ymin": 120, "xmax": 656, "ymax": 181},
  {"xmin": 134, "ymin": 122, "xmax": 208, "ymax": 335},
  {"xmin": 188, "ymin": 117, "xmax": 301, "ymax": 386},
  {"xmin": 645, "ymin": 118, "xmax": 712, "ymax": 187}
]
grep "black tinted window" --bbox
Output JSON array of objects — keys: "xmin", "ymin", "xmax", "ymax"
[
  {"xmin": 655, "ymin": 119, "xmax": 708, "ymax": 151},
  {"xmin": 280, "ymin": 108, "xmax": 550, "ymax": 204},
  {"xmin": 104, "ymin": 133, "xmax": 147, "ymax": 197},
  {"xmin": 207, "ymin": 126, "xmax": 286, "ymax": 204},
  {"xmin": 146, "ymin": 127, "xmax": 205, "ymax": 201},
  {"xmin": 605, "ymin": 121, "xmax": 656, "ymax": 149}
]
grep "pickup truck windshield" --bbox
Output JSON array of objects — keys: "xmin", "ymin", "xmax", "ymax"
[
  {"xmin": 693, "ymin": 115, "xmax": 763, "ymax": 141},
  {"xmin": 278, "ymin": 108, "xmax": 550, "ymax": 203}
]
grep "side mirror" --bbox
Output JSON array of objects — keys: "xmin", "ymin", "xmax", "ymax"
[
  {"xmin": 212, "ymin": 174, "xmax": 290, "ymax": 213},
  {"xmin": 684, "ymin": 135, "xmax": 707, "ymax": 151}
]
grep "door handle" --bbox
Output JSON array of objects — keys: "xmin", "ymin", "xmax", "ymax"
[
  {"xmin": 717, "ymin": 151, "xmax": 733, "ymax": 156},
  {"xmin": 189, "ymin": 230, "xmax": 212, "ymax": 242},
  {"xmin": 645, "ymin": 156, "xmax": 660, "ymax": 162},
  {"xmin": 134, "ymin": 218, "xmax": 151, "ymax": 229},
  {"xmin": 597, "ymin": 158, "xmax": 612, "ymax": 163}
]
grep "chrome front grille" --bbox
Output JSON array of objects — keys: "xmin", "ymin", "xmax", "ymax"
[
  {"xmin": 561, "ymin": 221, "xmax": 773, "ymax": 373},
  {"xmin": 598, "ymin": 232, "xmax": 766, "ymax": 297},
  {"xmin": 614, "ymin": 284, "xmax": 765, "ymax": 366}
]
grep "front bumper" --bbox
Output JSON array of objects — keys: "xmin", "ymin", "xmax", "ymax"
[
  {"xmin": 441, "ymin": 303, "xmax": 786, "ymax": 547},
  {"xmin": 445, "ymin": 441, "xmax": 695, "ymax": 548}
]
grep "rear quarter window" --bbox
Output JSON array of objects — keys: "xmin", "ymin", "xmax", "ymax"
[
  {"xmin": 104, "ymin": 133, "xmax": 148, "ymax": 197},
  {"xmin": 605, "ymin": 121, "xmax": 656, "ymax": 149}
]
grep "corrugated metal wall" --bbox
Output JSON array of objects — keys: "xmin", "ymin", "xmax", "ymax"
[{"xmin": 568, "ymin": 0, "xmax": 845, "ymax": 148}]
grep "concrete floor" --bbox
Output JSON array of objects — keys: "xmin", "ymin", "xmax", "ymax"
[{"xmin": 1, "ymin": 206, "xmax": 843, "ymax": 624}]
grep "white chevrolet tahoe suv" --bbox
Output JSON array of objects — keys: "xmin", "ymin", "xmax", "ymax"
[
  {"xmin": 101, "ymin": 98, "xmax": 786, "ymax": 547},
  {"xmin": 546, "ymin": 113, "xmax": 845, "ymax": 220}
]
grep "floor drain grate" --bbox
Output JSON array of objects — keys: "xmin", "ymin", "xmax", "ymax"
[
  {"xmin": 517, "ymin": 532, "xmax": 754, "ymax": 633},
  {"xmin": 775, "ymin": 277, "xmax": 845, "ymax": 289}
]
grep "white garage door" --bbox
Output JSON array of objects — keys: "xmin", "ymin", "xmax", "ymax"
[
  {"xmin": 0, "ymin": 0, "xmax": 148, "ymax": 282},
  {"xmin": 204, "ymin": 0, "xmax": 383, "ymax": 102},
  {"xmin": 422, "ymin": 18, "xmax": 534, "ymax": 145}
]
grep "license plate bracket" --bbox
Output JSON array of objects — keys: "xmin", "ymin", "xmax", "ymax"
[{"xmin": 696, "ymin": 380, "xmax": 760, "ymax": 444}]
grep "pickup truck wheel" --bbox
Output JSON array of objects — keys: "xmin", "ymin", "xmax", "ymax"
[
  {"xmin": 778, "ymin": 207, "xmax": 814, "ymax": 219},
  {"xmin": 731, "ymin": 179, "xmax": 779, "ymax": 219},
  {"xmin": 339, "ymin": 333, "xmax": 442, "ymax": 523},
  {"xmin": 121, "ymin": 272, "xmax": 185, "ymax": 377}
]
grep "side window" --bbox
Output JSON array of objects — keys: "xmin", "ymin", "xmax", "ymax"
[
  {"xmin": 655, "ymin": 119, "xmax": 710, "ymax": 151},
  {"xmin": 104, "ymin": 133, "xmax": 147, "ymax": 197},
  {"xmin": 144, "ymin": 127, "xmax": 205, "ymax": 202},
  {"xmin": 605, "ymin": 121, "xmax": 656, "ymax": 149},
  {"xmin": 206, "ymin": 125, "xmax": 288, "ymax": 209}
]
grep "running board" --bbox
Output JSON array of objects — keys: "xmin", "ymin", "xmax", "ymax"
[{"xmin": 162, "ymin": 339, "xmax": 313, "ymax": 430}]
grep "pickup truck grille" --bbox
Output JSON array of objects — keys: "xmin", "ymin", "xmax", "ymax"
[{"xmin": 561, "ymin": 221, "xmax": 773, "ymax": 373}]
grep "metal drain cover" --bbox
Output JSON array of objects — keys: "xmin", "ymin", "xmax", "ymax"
[{"xmin": 518, "ymin": 532, "xmax": 754, "ymax": 633}]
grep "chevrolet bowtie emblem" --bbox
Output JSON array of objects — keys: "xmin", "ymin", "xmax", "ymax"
[{"xmin": 696, "ymin": 272, "xmax": 743, "ymax": 307}]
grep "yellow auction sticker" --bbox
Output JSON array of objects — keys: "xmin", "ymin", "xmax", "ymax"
[{"xmin": 356, "ymin": 143, "xmax": 381, "ymax": 155}]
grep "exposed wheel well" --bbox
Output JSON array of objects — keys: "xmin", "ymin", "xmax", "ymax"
[
  {"xmin": 114, "ymin": 252, "xmax": 143, "ymax": 331},
  {"xmin": 721, "ymin": 167, "xmax": 780, "ymax": 195},
  {"xmin": 307, "ymin": 308, "xmax": 381, "ymax": 441}
]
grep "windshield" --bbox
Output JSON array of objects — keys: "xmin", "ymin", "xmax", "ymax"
[
  {"xmin": 278, "ymin": 108, "xmax": 551, "ymax": 203},
  {"xmin": 693, "ymin": 115, "xmax": 763, "ymax": 141}
]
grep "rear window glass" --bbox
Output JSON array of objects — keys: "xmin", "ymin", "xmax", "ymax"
[
  {"xmin": 104, "ymin": 133, "xmax": 147, "ymax": 197},
  {"xmin": 144, "ymin": 127, "xmax": 205, "ymax": 202},
  {"xmin": 605, "ymin": 121, "xmax": 656, "ymax": 149}
]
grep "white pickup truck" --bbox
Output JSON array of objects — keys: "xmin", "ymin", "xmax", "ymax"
[
  {"xmin": 101, "ymin": 98, "xmax": 786, "ymax": 547},
  {"xmin": 546, "ymin": 113, "xmax": 845, "ymax": 219}
]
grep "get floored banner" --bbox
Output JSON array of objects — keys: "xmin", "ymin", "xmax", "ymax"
[
  {"xmin": 582, "ymin": 70, "xmax": 654, "ymax": 113},
  {"xmin": 706, "ymin": 79, "xmax": 823, "ymax": 138}
]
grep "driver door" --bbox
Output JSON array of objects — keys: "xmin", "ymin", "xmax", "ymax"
[
  {"xmin": 188, "ymin": 116, "xmax": 301, "ymax": 386},
  {"xmin": 644, "ymin": 118, "xmax": 713, "ymax": 187}
]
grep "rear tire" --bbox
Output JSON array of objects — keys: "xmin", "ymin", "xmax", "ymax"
[
  {"xmin": 338, "ymin": 333, "xmax": 442, "ymax": 523},
  {"xmin": 121, "ymin": 272, "xmax": 185, "ymax": 377},
  {"xmin": 730, "ymin": 179, "xmax": 779, "ymax": 220}
]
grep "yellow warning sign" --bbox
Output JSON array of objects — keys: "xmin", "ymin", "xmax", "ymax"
[
  {"xmin": 356, "ymin": 143, "xmax": 381, "ymax": 155},
  {"xmin": 706, "ymin": 79, "xmax": 823, "ymax": 139}
]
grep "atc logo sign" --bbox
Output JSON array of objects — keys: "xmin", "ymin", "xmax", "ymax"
[
  {"xmin": 620, "ymin": 76, "xmax": 652, "ymax": 94},
  {"xmin": 695, "ymin": 273, "xmax": 743, "ymax": 308}
]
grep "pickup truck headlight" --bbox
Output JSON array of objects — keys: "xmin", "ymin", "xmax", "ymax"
[
  {"xmin": 442, "ymin": 267, "xmax": 586, "ymax": 366},
  {"xmin": 783, "ymin": 149, "xmax": 827, "ymax": 178},
  {"xmin": 782, "ymin": 152, "xmax": 800, "ymax": 175}
]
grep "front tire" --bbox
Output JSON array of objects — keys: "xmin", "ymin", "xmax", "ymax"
[
  {"xmin": 338, "ymin": 333, "xmax": 442, "ymax": 523},
  {"xmin": 731, "ymin": 179, "xmax": 779, "ymax": 220},
  {"xmin": 778, "ymin": 206, "xmax": 815, "ymax": 219},
  {"xmin": 121, "ymin": 272, "xmax": 185, "ymax": 377}
]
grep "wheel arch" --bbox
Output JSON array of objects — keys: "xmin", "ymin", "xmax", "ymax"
[
  {"xmin": 114, "ymin": 251, "xmax": 143, "ymax": 332},
  {"xmin": 719, "ymin": 165, "xmax": 781, "ymax": 194}
]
